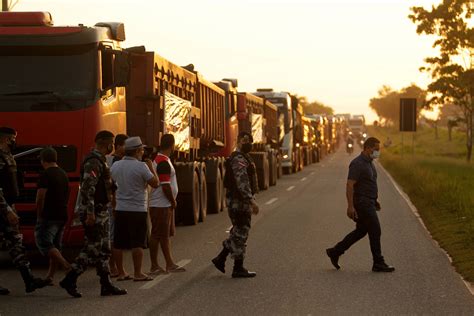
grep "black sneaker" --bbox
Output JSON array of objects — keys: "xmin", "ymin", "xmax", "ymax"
[
  {"xmin": 0, "ymin": 286, "xmax": 10, "ymax": 295},
  {"xmin": 372, "ymin": 262, "xmax": 395, "ymax": 272},
  {"xmin": 232, "ymin": 268, "xmax": 257, "ymax": 278},
  {"xmin": 326, "ymin": 248, "xmax": 341, "ymax": 270}
]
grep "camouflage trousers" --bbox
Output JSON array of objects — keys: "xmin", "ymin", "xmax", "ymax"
[
  {"xmin": 71, "ymin": 212, "xmax": 111, "ymax": 276},
  {"xmin": 223, "ymin": 197, "xmax": 252, "ymax": 260},
  {"xmin": 0, "ymin": 215, "xmax": 29, "ymax": 269}
]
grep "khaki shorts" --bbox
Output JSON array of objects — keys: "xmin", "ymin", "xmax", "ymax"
[{"xmin": 149, "ymin": 207, "xmax": 175, "ymax": 239}]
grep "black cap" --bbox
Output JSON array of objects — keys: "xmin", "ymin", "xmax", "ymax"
[
  {"xmin": 95, "ymin": 130, "xmax": 115, "ymax": 142},
  {"xmin": 0, "ymin": 127, "xmax": 17, "ymax": 136}
]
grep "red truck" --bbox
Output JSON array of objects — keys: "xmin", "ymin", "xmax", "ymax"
[
  {"xmin": 0, "ymin": 12, "xmax": 130, "ymax": 247},
  {"xmin": 0, "ymin": 12, "xmax": 228, "ymax": 250}
]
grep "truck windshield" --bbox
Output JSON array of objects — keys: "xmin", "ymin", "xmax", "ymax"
[
  {"xmin": 266, "ymin": 97, "xmax": 291, "ymax": 134},
  {"xmin": 0, "ymin": 44, "xmax": 97, "ymax": 111}
]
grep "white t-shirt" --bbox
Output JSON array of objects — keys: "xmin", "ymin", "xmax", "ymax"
[
  {"xmin": 111, "ymin": 156, "xmax": 154, "ymax": 212},
  {"xmin": 149, "ymin": 153, "xmax": 178, "ymax": 208}
]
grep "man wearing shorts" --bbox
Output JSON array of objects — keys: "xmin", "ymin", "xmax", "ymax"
[
  {"xmin": 111, "ymin": 136, "xmax": 159, "ymax": 281},
  {"xmin": 149, "ymin": 134, "xmax": 185, "ymax": 274},
  {"xmin": 35, "ymin": 147, "xmax": 71, "ymax": 284}
]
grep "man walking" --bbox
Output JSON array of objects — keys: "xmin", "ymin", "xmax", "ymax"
[
  {"xmin": 149, "ymin": 134, "xmax": 185, "ymax": 274},
  {"xmin": 60, "ymin": 130, "xmax": 127, "ymax": 298},
  {"xmin": 111, "ymin": 136, "xmax": 159, "ymax": 281},
  {"xmin": 326, "ymin": 137, "xmax": 395, "ymax": 272},
  {"xmin": 35, "ymin": 147, "xmax": 71, "ymax": 284},
  {"xmin": 212, "ymin": 131, "xmax": 259, "ymax": 278},
  {"xmin": 0, "ymin": 127, "xmax": 48, "ymax": 294}
]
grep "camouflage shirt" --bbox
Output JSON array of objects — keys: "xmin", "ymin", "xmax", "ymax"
[
  {"xmin": 0, "ymin": 148, "xmax": 19, "ymax": 205},
  {"xmin": 230, "ymin": 151, "xmax": 258, "ymax": 201},
  {"xmin": 79, "ymin": 149, "xmax": 114, "ymax": 216}
]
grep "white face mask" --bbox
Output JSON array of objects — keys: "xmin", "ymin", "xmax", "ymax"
[{"xmin": 371, "ymin": 150, "xmax": 380, "ymax": 159}]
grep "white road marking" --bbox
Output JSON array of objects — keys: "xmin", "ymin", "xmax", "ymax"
[
  {"xmin": 225, "ymin": 225, "xmax": 233, "ymax": 233},
  {"xmin": 287, "ymin": 186, "xmax": 295, "ymax": 191},
  {"xmin": 265, "ymin": 198, "xmax": 278, "ymax": 205},
  {"xmin": 301, "ymin": 177, "xmax": 307, "ymax": 182},
  {"xmin": 140, "ymin": 259, "xmax": 192, "ymax": 290},
  {"xmin": 310, "ymin": 172, "xmax": 315, "ymax": 175}
]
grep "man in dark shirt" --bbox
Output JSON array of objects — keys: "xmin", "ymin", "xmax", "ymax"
[
  {"xmin": 35, "ymin": 147, "xmax": 71, "ymax": 284},
  {"xmin": 326, "ymin": 137, "xmax": 395, "ymax": 272}
]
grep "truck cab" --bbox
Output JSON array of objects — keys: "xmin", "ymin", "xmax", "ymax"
[{"xmin": 0, "ymin": 12, "xmax": 128, "ymax": 247}]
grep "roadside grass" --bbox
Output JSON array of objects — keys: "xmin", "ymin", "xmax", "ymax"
[{"xmin": 368, "ymin": 126, "xmax": 474, "ymax": 282}]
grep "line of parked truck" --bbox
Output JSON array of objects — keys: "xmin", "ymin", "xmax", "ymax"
[{"xmin": 0, "ymin": 12, "xmax": 347, "ymax": 248}]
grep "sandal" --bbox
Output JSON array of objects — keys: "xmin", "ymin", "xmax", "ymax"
[
  {"xmin": 133, "ymin": 276, "xmax": 154, "ymax": 282},
  {"xmin": 117, "ymin": 275, "xmax": 133, "ymax": 281},
  {"xmin": 167, "ymin": 266, "xmax": 186, "ymax": 273},
  {"xmin": 149, "ymin": 268, "xmax": 167, "ymax": 275}
]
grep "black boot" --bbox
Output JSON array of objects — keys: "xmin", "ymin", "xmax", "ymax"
[
  {"xmin": 60, "ymin": 270, "xmax": 82, "ymax": 298},
  {"xmin": 99, "ymin": 272, "xmax": 127, "ymax": 296},
  {"xmin": 372, "ymin": 262, "xmax": 395, "ymax": 273},
  {"xmin": 326, "ymin": 248, "xmax": 341, "ymax": 270},
  {"xmin": 211, "ymin": 246, "xmax": 229, "ymax": 274},
  {"xmin": 18, "ymin": 266, "xmax": 49, "ymax": 293},
  {"xmin": 0, "ymin": 286, "xmax": 10, "ymax": 295},
  {"xmin": 232, "ymin": 259, "xmax": 256, "ymax": 278}
]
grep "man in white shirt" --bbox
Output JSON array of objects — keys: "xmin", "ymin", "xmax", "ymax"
[
  {"xmin": 110, "ymin": 137, "xmax": 159, "ymax": 281},
  {"xmin": 149, "ymin": 134, "xmax": 185, "ymax": 274}
]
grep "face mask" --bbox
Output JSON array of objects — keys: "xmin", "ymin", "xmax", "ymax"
[
  {"xmin": 370, "ymin": 150, "xmax": 380, "ymax": 159},
  {"xmin": 7, "ymin": 140, "xmax": 16, "ymax": 152},
  {"xmin": 241, "ymin": 143, "xmax": 252, "ymax": 154}
]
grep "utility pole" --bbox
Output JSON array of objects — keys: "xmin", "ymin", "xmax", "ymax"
[{"xmin": 2, "ymin": 0, "xmax": 9, "ymax": 12}]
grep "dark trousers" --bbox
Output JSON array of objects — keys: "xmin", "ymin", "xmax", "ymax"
[{"xmin": 333, "ymin": 201, "xmax": 384, "ymax": 264}]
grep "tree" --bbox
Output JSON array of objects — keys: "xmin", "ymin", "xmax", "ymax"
[
  {"xmin": 369, "ymin": 84, "xmax": 425, "ymax": 126},
  {"xmin": 304, "ymin": 100, "xmax": 334, "ymax": 115},
  {"xmin": 409, "ymin": 0, "xmax": 474, "ymax": 161}
]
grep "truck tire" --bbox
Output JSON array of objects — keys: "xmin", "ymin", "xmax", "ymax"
[
  {"xmin": 175, "ymin": 163, "xmax": 200, "ymax": 225},
  {"xmin": 205, "ymin": 159, "xmax": 222, "ymax": 214},
  {"xmin": 268, "ymin": 152, "xmax": 277, "ymax": 186},
  {"xmin": 220, "ymin": 159, "xmax": 227, "ymax": 213},
  {"xmin": 250, "ymin": 152, "xmax": 269, "ymax": 191},
  {"xmin": 199, "ymin": 167, "xmax": 207, "ymax": 222},
  {"xmin": 299, "ymin": 148, "xmax": 304, "ymax": 171},
  {"xmin": 276, "ymin": 155, "xmax": 282, "ymax": 179}
]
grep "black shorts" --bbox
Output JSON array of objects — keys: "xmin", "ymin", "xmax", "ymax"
[{"xmin": 113, "ymin": 211, "xmax": 148, "ymax": 249}]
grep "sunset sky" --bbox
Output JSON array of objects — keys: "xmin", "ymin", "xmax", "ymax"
[{"xmin": 16, "ymin": 0, "xmax": 440, "ymax": 122}]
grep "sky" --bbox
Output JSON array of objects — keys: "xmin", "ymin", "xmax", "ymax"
[{"xmin": 14, "ymin": 0, "xmax": 440, "ymax": 122}]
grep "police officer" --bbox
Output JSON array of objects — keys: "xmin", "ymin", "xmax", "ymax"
[
  {"xmin": 212, "ymin": 131, "xmax": 259, "ymax": 278},
  {"xmin": 60, "ymin": 131, "xmax": 127, "ymax": 298},
  {"xmin": 326, "ymin": 137, "xmax": 395, "ymax": 272},
  {"xmin": 0, "ymin": 127, "xmax": 48, "ymax": 294}
]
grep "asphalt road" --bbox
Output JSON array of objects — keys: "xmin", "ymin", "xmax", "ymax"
[{"xmin": 1, "ymin": 148, "xmax": 473, "ymax": 315}]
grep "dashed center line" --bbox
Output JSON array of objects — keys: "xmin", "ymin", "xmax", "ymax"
[
  {"xmin": 301, "ymin": 177, "xmax": 307, "ymax": 182},
  {"xmin": 140, "ymin": 259, "xmax": 192, "ymax": 290},
  {"xmin": 287, "ymin": 186, "xmax": 295, "ymax": 191},
  {"xmin": 225, "ymin": 225, "xmax": 233, "ymax": 233},
  {"xmin": 265, "ymin": 198, "xmax": 278, "ymax": 205}
]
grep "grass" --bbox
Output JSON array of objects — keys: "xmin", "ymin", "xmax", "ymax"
[{"xmin": 368, "ymin": 125, "xmax": 474, "ymax": 283}]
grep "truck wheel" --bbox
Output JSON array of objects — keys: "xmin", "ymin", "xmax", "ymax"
[
  {"xmin": 299, "ymin": 149, "xmax": 304, "ymax": 171},
  {"xmin": 220, "ymin": 159, "xmax": 227, "ymax": 213},
  {"xmin": 206, "ymin": 161, "xmax": 222, "ymax": 214},
  {"xmin": 250, "ymin": 152, "xmax": 269, "ymax": 190},
  {"xmin": 176, "ymin": 164, "xmax": 200, "ymax": 226},
  {"xmin": 199, "ymin": 168, "xmax": 207, "ymax": 222},
  {"xmin": 276, "ymin": 155, "xmax": 282, "ymax": 179},
  {"xmin": 268, "ymin": 152, "xmax": 277, "ymax": 186}
]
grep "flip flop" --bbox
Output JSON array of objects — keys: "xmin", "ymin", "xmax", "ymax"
[
  {"xmin": 167, "ymin": 266, "xmax": 186, "ymax": 273},
  {"xmin": 149, "ymin": 269, "xmax": 167, "ymax": 275},
  {"xmin": 133, "ymin": 276, "xmax": 154, "ymax": 282},
  {"xmin": 117, "ymin": 275, "xmax": 133, "ymax": 281}
]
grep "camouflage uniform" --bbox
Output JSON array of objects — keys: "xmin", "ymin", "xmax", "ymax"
[
  {"xmin": 71, "ymin": 149, "xmax": 114, "ymax": 276},
  {"xmin": 0, "ymin": 150, "xmax": 30, "ymax": 270},
  {"xmin": 223, "ymin": 151, "xmax": 258, "ymax": 260}
]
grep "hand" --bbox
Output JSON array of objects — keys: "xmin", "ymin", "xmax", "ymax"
[
  {"xmin": 375, "ymin": 201, "xmax": 381, "ymax": 211},
  {"xmin": 347, "ymin": 206, "xmax": 357, "ymax": 221},
  {"xmin": 6, "ymin": 210, "xmax": 19, "ymax": 226},
  {"xmin": 145, "ymin": 159, "xmax": 154, "ymax": 169},
  {"xmin": 251, "ymin": 200, "xmax": 259, "ymax": 215},
  {"xmin": 85, "ymin": 213, "xmax": 96, "ymax": 226},
  {"xmin": 171, "ymin": 199, "xmax": 177, "ymax": 210}
]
